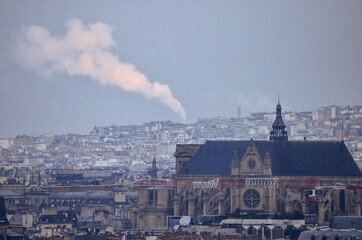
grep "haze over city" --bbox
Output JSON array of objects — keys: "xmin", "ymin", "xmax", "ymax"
[
  {"xmin": 0, "ymin": 1, "xmax": 361, "ymax": 137},
  {"xmin": 1, "ymin": 1, "xmax": 362, "ymax": 239}
]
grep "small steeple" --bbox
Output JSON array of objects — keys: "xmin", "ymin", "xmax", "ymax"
[
  {"xmin": 270, "ymin": 100, "xmax": 288, "ymax": 141},
  {"xmin": 148, "ymin": 156, "xmax": 158, "ymax": 179},
  {"xmin": 152, "ymin": 156, "xmax": 157, "ymax": 169}
]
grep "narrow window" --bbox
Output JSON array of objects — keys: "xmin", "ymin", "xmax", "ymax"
[
  {"xmin": 339, "ymin": 190, "xmax": 345, "ymax": 212},
  {"xmin": 149, "ymin": 189, "xmax": 154, "ymax": 202}
]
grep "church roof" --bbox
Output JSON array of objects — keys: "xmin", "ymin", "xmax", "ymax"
[
  {"xmin": 0, "ymin": 196, "xmax": 9, "ymax": 225},
  {"xmin": 272, "ymin": 116, "xmax": 286, "ymax": 128},
  {"xmin": 177, "ymin": 140, "xmax": 361, "ymax": 177},
  {"xmin": 272, "ymin": 101, "xmax": 286, "ymax": 128}
]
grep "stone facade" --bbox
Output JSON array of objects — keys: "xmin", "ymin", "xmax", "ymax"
[{"xmin": 132, "ymin": 188, "xmax": 173, "ymax": 230}]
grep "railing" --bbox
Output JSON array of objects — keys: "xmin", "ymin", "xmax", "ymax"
[{"xmin": 172, "ymin": 176, "xmax": 361, "ymax": 190}]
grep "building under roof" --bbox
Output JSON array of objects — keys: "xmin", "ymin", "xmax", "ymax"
[
  {"xmin": 171, "ymin": 102, "xmax": 362, "ymax": 227},
  {"xmin": 134, "ymin": 101, "xmax": 362, "ymax": 231}
]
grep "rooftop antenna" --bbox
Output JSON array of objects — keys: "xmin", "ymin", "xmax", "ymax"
[{"xmin": 278, "ymin": 94, "xmax": 280, "ymax": 104}]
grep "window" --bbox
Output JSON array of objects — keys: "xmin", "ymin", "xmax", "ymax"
[
  {"xmin": 243, "ymin": 189, "xmax": 261, "ymax": 208},
  {"xmin": 168, "ymin": 190, "xmax": 174, "ymax": 200},
  {"xmin": 340, "ymin": 191, "xmax": 345, "ymax": 212},
  {"xmin": 149, "ymin": 189, "xmax": 158, "ymax": 204},
  {"xmin": 248, "ymin": 159, "xmax": 256, "ymax": 169},
  {"xmin": 149, "ymin": 189, "xmax": 154, "ymax": 201}
]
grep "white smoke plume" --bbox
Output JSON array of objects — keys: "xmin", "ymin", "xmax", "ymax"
[{"xmin": 14, "ymin": 19, "xmax": 186, "ymax": 122}]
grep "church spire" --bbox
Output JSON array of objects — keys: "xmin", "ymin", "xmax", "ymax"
[
  {"xmin": 270, "ymin": 100, "xmax": 288, "ymax": 141},
  {"xmin": 148, "ymin": 156, "xmax": 158, "ymax": 179},
  {"xmin": 152, "ymin": 156, "xmax": 157, "ymax": 169}
]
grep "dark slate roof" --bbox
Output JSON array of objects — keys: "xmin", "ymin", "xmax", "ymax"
[
  {"xmin": 38, "ymin": 215, "xmax": 74, "ymax": 224},
  {"xmin": 9, "ymin": 214, "xmax": 23, "ymax": 226},
  {"xmin": 0, "ymin": 196, "xmax": 9, "ymax": 225},
  {"xmin": 7, "ymin": 229, "xmax": 23, "ymax": 237},
  {"xmin": 178, "ymin": 140, "xmax": 362, "ymax": 177},
  {"xmin": 272, "ymin": 117, "xmax": 285, "ymax": 128},
  {"xmin": 272, "ymin": 103, "xmax": 285, "ymax": 128},
  {"xmin": 0, "ymin": 190, "xmax": 26, "ymax": 199},
  {"xmin": 75, "ymin": 221, "xmax": 102, "ymax": 228},
  {"xmin": 50, "ymin": 191, "xmax": 114, "ymax": 206}
]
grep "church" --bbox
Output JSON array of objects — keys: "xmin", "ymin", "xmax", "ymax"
[{"xmin": 133, "ymin": 102, "xmax": 362, "ymax": 230}]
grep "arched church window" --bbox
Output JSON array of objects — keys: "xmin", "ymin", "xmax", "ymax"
[{"xmin": 247, "ymin": 226, "xmax": 256, "ymax": 235}]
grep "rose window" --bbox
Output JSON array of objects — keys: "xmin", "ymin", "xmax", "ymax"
[{"xmin": 243, "ymin": 189, "xmax": 261, "ymax": 208}]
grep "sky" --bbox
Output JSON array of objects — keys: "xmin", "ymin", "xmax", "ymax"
[{"xmin": 0, "ymin": 1, "xmax": 361, "ymax": 137}]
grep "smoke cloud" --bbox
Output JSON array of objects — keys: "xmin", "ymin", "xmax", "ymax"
[{"xmin": 14, "ymin": 19, "xmax": 186, "ymax": 122}]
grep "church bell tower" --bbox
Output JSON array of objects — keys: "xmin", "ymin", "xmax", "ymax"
[{"xmin": 270, "ymin": 100, "xmax": 288, "ymax": 141}]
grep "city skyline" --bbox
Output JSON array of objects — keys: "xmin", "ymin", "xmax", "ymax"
[
  {"xmin": 1, "ymin": 1, "xmax": 361, "ymax": 137},
  {"xmin": 0, "ymin": 104, "xmax": 359, "ymax": 140}
]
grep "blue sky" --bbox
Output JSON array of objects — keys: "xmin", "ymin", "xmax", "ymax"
[{"xmin": 0, "ymin": 1, "xmax": 361, "ymax": 137}]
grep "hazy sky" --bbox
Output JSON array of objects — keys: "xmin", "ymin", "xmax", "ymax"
[{"xmin": 0, "ymin": 1, "xmax": 361, "ymax": 137}]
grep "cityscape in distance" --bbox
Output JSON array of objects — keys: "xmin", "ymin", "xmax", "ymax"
[
  {"xmin": 1, "ymin": 104, "xmax": 361, "ymax": 175},
  {"xmin": 0, "ymin": 103, "xmax": 361, "ymax": 239}
]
